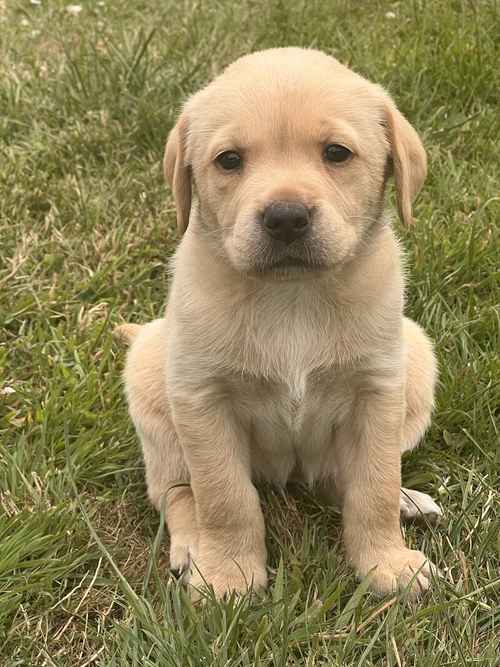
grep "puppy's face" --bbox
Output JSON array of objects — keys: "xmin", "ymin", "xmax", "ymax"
[{"xmin": 166, "ymin": 49, "xmax": 426, "ymax": 277}]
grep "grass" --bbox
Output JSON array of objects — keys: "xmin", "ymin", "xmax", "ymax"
[{"xmin": 0, "ymin": 0, "xmax": 499, "ymax": 664}]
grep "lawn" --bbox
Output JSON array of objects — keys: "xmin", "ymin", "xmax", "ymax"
[{"xmin": 1, "ymin": 0, "xmax": 499, "ymax": 665}]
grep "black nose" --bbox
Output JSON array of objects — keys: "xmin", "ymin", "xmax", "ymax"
[{"xmin": 262, "ymin": 201, "xmax": 311, "ymax": 244}]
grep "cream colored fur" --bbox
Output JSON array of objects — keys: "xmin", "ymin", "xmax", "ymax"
[{"xmin": 116, "ymin": 48, "xmax": 441, "ymax": 600}]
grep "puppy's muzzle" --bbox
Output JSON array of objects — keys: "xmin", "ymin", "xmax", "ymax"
[{"xmin": 262, "ymin": 200, "xmax": 311, "ymax": 245}]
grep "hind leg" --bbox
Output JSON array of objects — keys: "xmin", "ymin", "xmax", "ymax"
[
  {"xmin": 123, "ymin": 319, "xmax": 198, "ymax": 575},
  {"xmin": 140, "ymin": 423, "xmax": 198, "ymax": 575},
  {"xmin": 399, "ymin": 317, "xmax": 442, "ymax": 523}
]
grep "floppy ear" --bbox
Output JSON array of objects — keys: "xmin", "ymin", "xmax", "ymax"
[
  {"xmin": 384, "ymin": 103, "xmax": 427, "ymax": 225},
  {"xmin": 163, "ymin": 113, "xmax": 192, "ymax": 235}
]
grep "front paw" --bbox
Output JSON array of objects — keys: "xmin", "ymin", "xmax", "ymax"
[
  {"xmin": 357, "ymin": 548, "xmax": 437, "ymax": 599},
  {"xmin": 188, "ymin": 553, "xmax": 268, "ymax": 600}
]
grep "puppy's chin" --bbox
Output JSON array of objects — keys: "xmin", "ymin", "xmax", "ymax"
[{"xmin": 225, "ymin": 244, "xmax": 333, "ymax": 280}]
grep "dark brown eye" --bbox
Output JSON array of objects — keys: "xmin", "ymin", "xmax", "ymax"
[
  {"xmin": 323, "ymin": 143, "xmax": 352, "ymax": 164},
  {"xmin": 216, "ymin": 151, "xmax": 242, "ymax": 171}
]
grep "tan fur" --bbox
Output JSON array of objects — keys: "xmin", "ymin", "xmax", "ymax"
[
  {"xmin": 113, "ymin": 323, "xmax": 142, "ymax": 345},
  {"xmin": 119, "ymin": 48, "xmax": 439, "ymax": 600}
]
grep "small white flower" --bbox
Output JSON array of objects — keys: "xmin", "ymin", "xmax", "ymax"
[
  {"xmin": 30, "ymin": 0, "xmax": 42, "ymax": 5},
  {"xmin": 66, "ymin": 4, "xmax": 82, "ymax": 15},
  {"xmin": 385, "ymin": 11, "xmax": 396, "ymax": 19},
  {"xmin": 1, "ymin": 386, "xmax": 15, "ymax": 395}
]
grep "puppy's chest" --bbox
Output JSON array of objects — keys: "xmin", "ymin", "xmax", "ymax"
[
  {"xmin": 245, "ymin": 366, "xmax": 352, "ymax": 428},
  {"xmin": 237, "ymin": 323, "xmax": 339, "ymax": 432},
  {"xmin": 234, "ymin": 367, "xmax": 355, "ymax": 485}
]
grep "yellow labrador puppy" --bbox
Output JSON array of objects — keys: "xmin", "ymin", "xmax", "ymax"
[{"xmin": 117, "ymin": 48, "xmax": 442, "ymax": 599}]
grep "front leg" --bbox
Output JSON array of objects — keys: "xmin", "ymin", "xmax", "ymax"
[
  {"xmin": 336, "ymin": 380, "xmax": 436, "ymax": 598},
  {"xmin": 172, "ymin": 390, "xmax": 267, "ymax": 599}
]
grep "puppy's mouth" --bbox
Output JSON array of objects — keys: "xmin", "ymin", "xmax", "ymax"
[
  {"xmin": 251, "ymin": 247, "xmax": 330, "ymax": 277},
  {"xmin": 230, "ymin": 224, "xmax": 332, "ymax": 278},
  {"xmin": 263, "ymin": 257, "xmax": 327, "ymax": 271}
]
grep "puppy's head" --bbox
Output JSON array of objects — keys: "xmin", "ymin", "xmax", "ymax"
[{"xmin": 165, "ymin": 48, "xmax": 426, "ymax": 277}]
